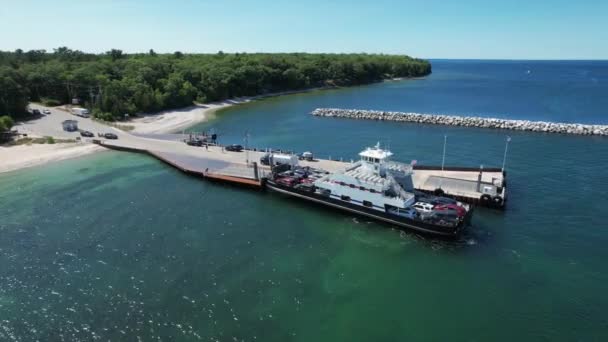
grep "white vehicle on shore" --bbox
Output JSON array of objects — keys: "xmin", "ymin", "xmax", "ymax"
[{"xmin": 71, "ymin": 107, "xmax": 90, "ymax": 118}]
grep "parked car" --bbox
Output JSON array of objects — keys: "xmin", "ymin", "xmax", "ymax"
[
  {"xmin": 80, "ymin": 130, "xmax": 94, "ymax": 137},
  {"xmin": 432, "ymin": 208, "xmax": 461, "ymax": 218},
  {"xmin": 186, "ymin": 139, "xmax": 203, "ymax": 146},
  {"xmin": 276, "ymin": 177, "xmax": 297, "ymax": 187},
  {"xmin": 428, "ymin": 211, "xmax": 460, "ymax": 226},
  {"xmin": 104, "ymin": 133, "xmax": 118, "ymax": 139},
  {"xmin": 300, "ymin": 177, "xmax": 315, "ymax": 184},
  {"xmin": 418, "ymin": 195, "xmax": 458, "ymax": 206},
  {"xmin": 434, "ymin": 204, "xmax": 466, "ymax": 217},
  {"xmin": 71, "ymin": 107, "xmax": 90, "ymax": 118},
  {"xmin": 42, "ymin": 109, "xmax": 51, "ymax": 115},
  {"xmin": 32, "ymin": 109, "xmax": 41, "ymax": 115},
  {"xmin": 433, "ymin": 197, "xmax": 460, "ymax": 206},
  {"xmin": 294, "ymin": 167, "xmax": 310, "ymax": 178},
  {"xmin": 412, "ymin": 202, "xmax": 434, "ymax": 212},
  {"xmin": 225, "ymin": 144, "xmax": 243, "ymax": 152},
  {"xmin": 298, "ymin": 151, "xmax": 314, "ymax": 161}
]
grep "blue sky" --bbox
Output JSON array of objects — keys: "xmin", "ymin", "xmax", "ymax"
[{"xmin": 1, "ymin": 0, "xmax": 607, "ymax": 59}]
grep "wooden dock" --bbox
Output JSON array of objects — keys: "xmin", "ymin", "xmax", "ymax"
[{"xmin": 92, "ymin": 130, "xmax": 507, "ymax": 208}]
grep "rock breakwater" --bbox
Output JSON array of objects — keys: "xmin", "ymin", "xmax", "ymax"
[{"xmin": 311, "ymin": 108, "xmax": 608, "ymax": 136}]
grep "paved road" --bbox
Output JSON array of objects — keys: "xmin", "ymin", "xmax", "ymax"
[{"xmin": 16, "ymin": 104, "xmax": 120, "ymax": 139}]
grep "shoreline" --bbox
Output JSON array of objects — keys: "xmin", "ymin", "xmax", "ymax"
[
  {"xmin": 1, "ymin": 102, "xmax": 234, "ymax": 174},
  {"xmin": 0, "ymin": 86, "xmax": 341, "ymax": 175},
  {"xmin": 127, "ymin": 86, "xmax": 338, "ymax": 134},
  {"xmin": 0, "ymin": 143, "xmax": 105, "ymax": 174}
]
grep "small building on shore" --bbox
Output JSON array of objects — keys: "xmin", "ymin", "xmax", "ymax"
[{"xmin": 62, "ymin": 120, "xmax": 78, "ymax": 132}]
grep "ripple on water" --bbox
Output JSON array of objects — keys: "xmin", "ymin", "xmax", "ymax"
[{"xmin": 3, "ymin": 61, "xmax": 608, "ymax": 341}]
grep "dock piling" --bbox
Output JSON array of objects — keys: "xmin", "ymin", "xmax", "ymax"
[{"xmin": 253, "ymin": 162, "xmax": 259, "ymax": 180}]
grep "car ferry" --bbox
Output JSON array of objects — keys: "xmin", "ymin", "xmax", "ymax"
[{"xmin": 264, "ymin": 143, "xmax": 473, "ymax": 237}]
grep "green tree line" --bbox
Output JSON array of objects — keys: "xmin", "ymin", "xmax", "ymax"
[{"xmin": 0, "ymin": 47, "xmax": 431, "ymax": 121}]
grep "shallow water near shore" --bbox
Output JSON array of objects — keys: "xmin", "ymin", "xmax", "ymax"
[{"xmin": 2, "ymin": 60, "xmax": 608, "ymax": 341}]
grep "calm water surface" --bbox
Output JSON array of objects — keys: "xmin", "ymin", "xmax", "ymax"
[{"xmin": 1, "ymin": 60, "xmax": 608, "ymax": 341}]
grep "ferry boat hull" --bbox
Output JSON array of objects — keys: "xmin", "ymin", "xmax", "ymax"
[{"xmin": 265, "ymin": 179, "xmax": 471, "ymax": 237}]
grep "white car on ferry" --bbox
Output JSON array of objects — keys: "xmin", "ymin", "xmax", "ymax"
[{"xmin": 412, "ymin": 202, "xmax": 434, "ymax": 212}]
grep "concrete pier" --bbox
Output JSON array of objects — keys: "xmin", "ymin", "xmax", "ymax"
[
  {"xmin": 91, "ymin": 130, "xmax": 507, "ymax": 208},
  {"xmin": 94, "ymin": 131, "xmax": 349, "ymax": 187},
  {"xmin": 411, "ymin": 165, "xmax": 506, "ymax": 207}
]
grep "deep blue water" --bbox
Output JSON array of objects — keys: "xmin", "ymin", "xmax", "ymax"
[
  {"xmin": 1, "ymin": 60, "xmax": 608, "ymax": 341},
  {"xmin": 424, "ymin": 60, "xmax": 608, "ymax": 123},
  {"xmin": 203, "ymin": 59, "xmax": 608, "ymax": 128}
]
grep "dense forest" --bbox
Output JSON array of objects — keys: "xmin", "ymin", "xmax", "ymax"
[{"xmin": 0, "ymin": 47, "xmax": 431, "ymax": 121}]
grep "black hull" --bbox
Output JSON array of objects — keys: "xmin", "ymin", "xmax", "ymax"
[{"xmin": 265, "ymin": 181, "xmax": 470, "ymax": 237}]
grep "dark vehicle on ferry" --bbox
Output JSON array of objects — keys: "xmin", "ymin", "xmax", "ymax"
[{"xmin": 417, "ymin": 195, "xmax": 459, "ymax": 206}]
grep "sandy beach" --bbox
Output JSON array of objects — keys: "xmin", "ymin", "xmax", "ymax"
[
  {"xmin": 128, "ymin": 88, "xmax": 332, "ymax": 134},
  {"xmin": 0, "ymin": 87, "xmax": 336, "ymax": 174},
  {"xmin": 0, "ymin": 100, "xmax": 240, "ymax": 174},
  {"xmin": 0, "ymin": 143, "xmax": 104, "ymax": 174},
  {"xmin": 128, "ymin": 99, "xmax": 249, "ymax": 134}
]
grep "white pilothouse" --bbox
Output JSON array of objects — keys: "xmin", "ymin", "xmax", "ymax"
[{"xmin": 312, "ymin": 143, "xmax": 417, "ymax": 214}]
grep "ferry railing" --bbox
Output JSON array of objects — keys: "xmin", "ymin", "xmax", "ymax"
[
  {"xmin": 384, "ymin": 161, "xmax": 413, "ymax": 175},
  {"xmin": 385, "ymin": 171, "xmax": 412, "ymax": 201}
]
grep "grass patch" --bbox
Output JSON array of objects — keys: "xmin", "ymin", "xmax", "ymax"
[
  {"xmin": 91, "ymin": 117, "xmax": 134, "ymax": 131},
  {"xmin": 40, "ymin": 98, "xmax": 62, "ymax": 107}
]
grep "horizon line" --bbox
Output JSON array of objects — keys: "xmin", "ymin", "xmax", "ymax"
[{"xmin": 2, "ymin": 48, "xmax": 607, "ymax": 61}]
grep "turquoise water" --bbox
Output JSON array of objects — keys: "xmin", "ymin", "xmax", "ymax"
[{"xmin": 2, "ymin": 60, "xmax": 608, "ymax": 341}]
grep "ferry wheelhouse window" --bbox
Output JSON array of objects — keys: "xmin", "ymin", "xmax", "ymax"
[
  {"xmin": 369, "ymin": 189, "xmax": 376, "ymax": 193},
  {"xmin": 349, "ymin": 184, "xmax": 355, "ymax": 188},
  {"xmin": 359, "ymin": 186, "xmax": 366, "ymax": 190},
  {"xmin": 340, "ymin": 195, "xmax": 351, "ymax": 201},
  {"xmin": 363, "ymin": 200, "xmax": 373, "ymax": 207}
]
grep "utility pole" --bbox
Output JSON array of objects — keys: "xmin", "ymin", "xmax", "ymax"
[
  {"xmin": 477, "ymin": 164, "xmax": 484, "ymax": 192},
  {"xmin": 440, "ymin": 134, "xmax": 447, "ymax": 189},
  {"xmin": 502, "ymin": 136, "xmax": 511, "ymax": 172},
  {"xmin": 244, "ymin": 130, "xmax": 250, "ymax": 165},
  {"xmin": 441, "ymin": 134, "xmax": 447, "ymax": 174}
]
